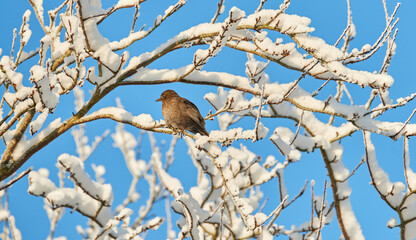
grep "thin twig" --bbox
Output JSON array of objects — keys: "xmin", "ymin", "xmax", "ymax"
[
  {"xmin": 204, "ymin": 200, "xmax": 224, "ymax": 223},
  {"xmin": 382, "ymin": 0, "xmax": 389, "ymax": 25},
  {"xmin": 10, "ymin": 28, "xmax": 17, "ymax": 64},
  {"xmin": 210, "ymin": 0, "xmax": 225, "ymax": 23},
  {"xmin": 364, "ymin": 93, "xmax": 416, "ymax": 117},
  {"xmin": 312, "ymin": 77, "xmax": 332, "ymax": 97},
  {"xmin": 254, "ymin": 85, "xmax": 265, "ymax": 142},
  {"xmin": 256, "ymin": 0, "xmax": 268, "ymax": 13},
  {"xmin": 339, "ymin": 157, "xmax": 365, "ymax": 182},
  {"xmin": 403, "ymin": 136, "xmax": 414, "ymax": 192},
  {"xmin": 343, "ymin": 3, "xmax": 400, "ymax": 64},
  {"xmin": 267, "ymin": 61, "xmax": 319, "ymax": 106},
  {"xmin": 0, "ymin": 167, "xmax": 32, "ymax": 191},
  {"xmin": 290, "ymin": 111, "xmax": 304, "ymax": 146},
  {"xmin": 316, "ymin": 180, "xmax": 328, "ymax": 240},
  {"xmin": 266, "ymin": 195, "xmax": 289, "ymax": 229},
  {"xmin": 391, "ymin": 107, "xmax": 416, "ymax": 140},
  {"xmin": 310, "ymin": 182, "xmax": 315, "ymax": 232},
  {"xmin": 341, "ymin": 0, "xmax": 353, "ymax": 52},
  {"xmin": 130, "ymin": 4, "xmax": 140, "ymax": 34},
  {"xmin": 260, "ymin": 195, "xmax": 288, "ymax": 226},
  {"xmin": 380, "ymin": 28, "xmax": 398, "ymax": 74},
  {"xmin": 334, "ymin": 25, "xmax": 350, "ymax": 47},
  {"xmin": 219, "ymin": 205, "xmax": 224, "ymax": 240}
]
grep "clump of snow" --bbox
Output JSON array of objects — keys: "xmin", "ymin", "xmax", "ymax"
[
  {"xmin": 115, "ymin": 0, "xmax": 140, "ymax": 9},
  {"xmin": 193, "ymin": 7, "xmax": 245, "ymax": 69},
  {"xmin": 245, "ymin": 54, "xmax": 270, "ymax": 87},
  {"xmin": 112, "ymin": 122, "xmax": 147, "ymax": 178},
  {"xmin": 13, "ymin": 118, "xmax": 63, "ymax": 161},
  {"xmin": 361, "ymin": 44, "xmax": 371, "ymax": 53},
  {"xmin": 387, "ymin": 217, "xmax": 396, "ymax": 228},
  {"xmin": 364, "ymin": 132, "xmax": 404, "ymax": 207},
  {"xmin": 61, "ymin": 15, "xmax": 86, "ymax": 54},
  {"xmin": 153, "ymin": 150, "xmax": 183, "ymax": 197},
  {"xmin": 30, "ymin": 109, "xmax": 49, "ymax": 134},
  {"xmin": 326, "ymin": 61, "xmax": 394, "ymax": 89},
  {"xmin": 85, "ymin": 107, "xmax": 157, "ymax": 129},
  {"xmin": 20, "ymin": 10, "xmax": 32, "ymax": 44},
  {"xmin": 28, "ymin": 170, "xmax": 57, "ymax": 196},
  {"xmin": 29, "ymin": 65, "xmax": 60, "ymax": 112},
  {"xmin": 269, "ymin": 127, "xmax": 306, "ymax": 161},
  {"xmin": 403, "ymin": 137, "xmax": 416, "ymax": 190},
  {"xmin": 241, "ymin": 10, "xmax": 314, "ymax": 34},
  {"xmin": 295, "ymin": 34, "xmax": 343, "ymax": 61},
  {"xmin": 78, "ymin": 0, "xmax": 105, "ymax": 18},
  {"xmin": 58, "ymin": 153, "xmax": 114, "ymax": 205},
  {"xmin": 201, "ymin": 126, "xmax": 269, "ymax": 147},
  {"xmin": 173, "ymin": 191, "xmax": 219, "ymax": 238}
]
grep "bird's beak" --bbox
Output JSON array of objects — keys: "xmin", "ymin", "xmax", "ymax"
[{"xmin": 156, "ymin": 97, "xmax": 162, "ymax": 102}]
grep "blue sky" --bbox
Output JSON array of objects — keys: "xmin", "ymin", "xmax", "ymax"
[{"xmin": 1, "ymin": 0, "xmax": 416, "ymax": 239}]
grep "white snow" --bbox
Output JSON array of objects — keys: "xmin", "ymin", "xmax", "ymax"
[
  {"xmin": 323, "ymin": 142, "xmax": 365, "ymax": 240},
  {"xmin": 29, "ymin": 109, "xmax": 48, "ymax": 134},
  {"xmin": 153, "ymin": 150, "xmax": 183, "ymax": 197},
  {"xmin": 364, "ymin": 132, "xmax": 405, "ymax": 209},
  {"xmin": 13, "ymin": 118, "xmax": 63, "ymax": 160},
  {"xmin": 241, "ymin": 10, "xmax": 314, "ymax": 34},
  {"xmin": 387, "ymin": 217, "xmax": 396, "ymax": 228},
  {"xmin": 115, "ymin": 0, "xmax": 140, "ymax": 9},
  {"xmin": 404, "ymin": 137, "xmax": 416, "ymax": 190},
  {"xmin": 58, "ymin": 153, "xmax": 114, "ymax": 205},
  {"xmin": 20, "ymin": 10, "xmax": 32, "ymax": 44},
  {"xmin": 29, "ymin": 65, "xmax": 60, "ymax": 112},
  {"xmin": 193, "ymin": 7, "xmax": 245, "ymax": 69},
  {"xmin": 245, "ymin": 55, "xmax": 270, "ymax": 86},
  {"xmin": 85, "ymin": 107, "xmax": 157, "ymax": 129},
  {"xmin": 47, "ymin": 188, "xmax": 112, "ymax": 224},
  {"xmin": 28, "ymin": 171, "xmax": 57, "ymax": 196}
]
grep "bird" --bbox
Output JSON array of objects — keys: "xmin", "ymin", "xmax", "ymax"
[{"xmin": 156, "ymin": 90, "xmax": 209, "ymax": 137}]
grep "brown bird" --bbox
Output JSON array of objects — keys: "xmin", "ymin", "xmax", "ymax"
[{"xmin": 156, "ymin": 90, "xmax": 209, "ymax": 137}]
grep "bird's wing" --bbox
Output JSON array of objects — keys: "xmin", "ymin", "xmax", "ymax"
[{"xmin": 181, "ymin": 98, "xmax": 205, "ymax": 128}]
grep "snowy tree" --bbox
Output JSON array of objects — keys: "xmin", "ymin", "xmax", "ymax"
[{"xmin": 0, "ymin": 0, "xmax": 415, "ymax": 239}]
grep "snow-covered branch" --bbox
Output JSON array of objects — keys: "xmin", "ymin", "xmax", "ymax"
[{"xmin": 0, "ymin": 0, "xmax": 414, "ymax": 239}]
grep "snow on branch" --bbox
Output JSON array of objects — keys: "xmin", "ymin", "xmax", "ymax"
[
  {"xmin": 28, "ymin": 150, "xmax": 163, "ymax": 239},
  {"xmin": 363, "ymin": 131, "xmax": 416, "ymax": 239},
  {"xmin": 76, "ymin": 106, "xmax": 161, "ymax": 130},
  {"xmin": 270, "ymin": 127, "xmax": 311, "ymax": 162},
  {"xmin": 0, "ymin": 0, "xmax": 414, "ymax": 239},
  {"xmin": 193, "ymin": 7, "xmax": 245, "ymax": 70},
  {"xmin": 321, "ymin": 142, "xmax": 365, "ymax": 240},
  {"xmin": 153, "ymin": 148, "xmax": 183, "ymax": 198},
  {"xmin": 364, "ymin": 131, "xmax": 404, "ymax": 205},
  {"xmin": 58, "ymin": 153, "xmax": 113, "ymax": 206},
  {"xmin": 28, "ymin": 168, "xmax": 112, "ymax": 226},
  {"xmin": 403, "ymin": 137, "xmax": 416, "ymax": 192},
  {"xmin": 109, "ymin": 0, "xmax": 186, "ymax": 50}
]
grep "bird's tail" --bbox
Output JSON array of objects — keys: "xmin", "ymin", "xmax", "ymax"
[{"xmin": 197, "ymin": 127, "xmax": 209, "ymax": 136}]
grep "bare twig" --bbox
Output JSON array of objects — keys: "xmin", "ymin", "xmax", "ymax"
[
  {"xmin": 130, "ymin": 4, "xmax": 140, "ymax": 34},
  {"xmin": 210, "ymin": 0, "xmax": 225, "ymax": 23},
  {"xmin": 254, "ymin": 85, "xmax": 265, "ymax": 142},
  {"xmin": 256, "ymin": 0, "xmax": 268, "ymax": 13},
  {"xmin": 0, "ymin": 167, "xmax": 32, "ymax": 191},
  {"xmin": 10, "ymin": 28, "xmax": 17, "ymax": 64},
  {"xmin": 339, "ymin": 157, "xmax": 365, "ymax": 182},
  {"xmin": 316, "ymin": 180, "xmax": 328, "ymax": 240},
  {"xmin": 265, "ymin": 195, "xmax": 288, "ymax": 229},
  {"xmin": 312, "ymin": 77, "xmax": 332, "ymax": 97},
  {"xmin": 341, "ymin": 0, "xmax": 353, "ymax": 52},
  {"xmin": 391, "ymin": 107, "xmax": 416, "ymax": 140},
  {"xmin": 363, "ymin": 93, "xmax": 416, "ymax": 117},
  {"xmin": 290, "ymin": 110, "xmax": 304, "ymax": 146}
]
